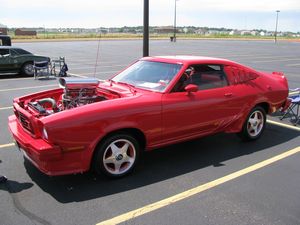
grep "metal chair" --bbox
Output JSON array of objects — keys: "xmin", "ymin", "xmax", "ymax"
[
  {"xmin": 51, "ymin": 57, "xmax": 66, "ymax": 76},
  {"xmin": 280, "ymin": 88, "xmax": 300, "ymax": 125},
  {"xmin": 33, "ymin": 61, "xmax": 50, "ymax": 79}
]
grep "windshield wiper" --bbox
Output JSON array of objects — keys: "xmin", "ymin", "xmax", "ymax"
[{"xmin": 115, "ymin": 81, "xmax": 137, "ymax": 95}]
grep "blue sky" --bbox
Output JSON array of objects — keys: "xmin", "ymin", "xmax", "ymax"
[{"xmin": 1, "ymin": 0, "xmax": 299, "ymax": 32}]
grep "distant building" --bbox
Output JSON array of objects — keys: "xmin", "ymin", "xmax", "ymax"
[
  {"xmin": 260, "ymin": 31, "xmax": 266, "ymax": 36},
  {"xmin": 15, "ymin": 28, "xmax": 37, "ymax": 36},
  {"xmin": 0, "ymin": 23, "xmax": 8, "ymax": 35},
  {"xmin": 240, "ymin": 30, "xmax": 257, "ymax": 36},
  {"xmin": 195, "ymin": 28, "xmax": 207, "ymax": 35},
  {"xmin": 229, "ymin": 30, "xmax": 240, "ymax": 35},
  {"xmin": 154, "ymin": 26, "xmax": 177, "ymax": 34}
]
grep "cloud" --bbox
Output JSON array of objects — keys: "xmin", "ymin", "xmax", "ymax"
[{"xmin": 0, "ymin": 0, "xmax": 299, "ymax": 31}]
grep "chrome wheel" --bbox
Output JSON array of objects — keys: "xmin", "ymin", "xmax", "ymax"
[
  {"xmin": 247, "ymin": 110, "xmax": 264, "ymax": 137},
  {"xmin": 238, "ymin": 106, "xmax": 266, "ymax": 141},
  {"xmin": 102, "ymin": 139, "xmax": 136, "ymax": 175}
]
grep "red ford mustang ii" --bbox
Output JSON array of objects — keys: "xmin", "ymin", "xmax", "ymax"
[{"xmin": 8, "ymin": 56, "xmax": 290, "ymax": 177}]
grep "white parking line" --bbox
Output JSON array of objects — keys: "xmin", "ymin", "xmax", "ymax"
[
  {"xmin": 0, "ymin": 84, "xmax": 57, "ymax": 92},
  {"xmin": 0, "ymin": 77, "xmax": 33, "ymax": 82},
  {"xmin": 0, "ymin": 106, "xmax": 13, "ymax": 111},
  {"xmin": 286, "ymin": 63, "xmax": 300, "ymax": 67},
  {"xmin": 252, "ymin": 58, "xmax": 300, "ymax": 63}
]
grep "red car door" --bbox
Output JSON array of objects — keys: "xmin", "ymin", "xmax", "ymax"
[{"xmin": 161, "ymin": 64, "xmax": 241, "ymax": 144}]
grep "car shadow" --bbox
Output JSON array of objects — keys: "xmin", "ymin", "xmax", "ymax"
[
  {"xmin": 0, "ymin": 73, "xmax": 57, "ymax": 80},
  {"xmin": 24, "ymin": 123, "xmax": 299, "ymax": 203},
  {"xmin": 0, "ymin": 73, "xmax": 32, "ymax": 79}
]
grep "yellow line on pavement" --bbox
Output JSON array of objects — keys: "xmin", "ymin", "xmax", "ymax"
[
  {"xmin": 0, "ymin": 84, "xmax": 57, "ymax": 92},
  {"xmin": 0, "ymin": 143, "xmax": 15, "ymax": 149},
  {"xmin": 96, "ymin": 146, "xmax": 300, "ymax": 225},
  {"xmin": 267, "ymin": 119, "xmax": 300, "ymax": 131},
  {"xmin": 0, "ymin": 106, "xmax": 13, "ymax": 111}
]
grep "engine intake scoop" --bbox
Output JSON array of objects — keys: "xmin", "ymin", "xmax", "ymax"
[{"xmin": 59, "ymin": 77, "xmax": 100, "ymax": 90}]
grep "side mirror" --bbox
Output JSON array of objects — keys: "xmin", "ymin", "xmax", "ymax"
[{"xmin": 185, "ymin": 84, "xmax": 198, "ymax": 94}]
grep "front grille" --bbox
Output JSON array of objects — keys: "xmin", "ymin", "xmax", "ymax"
[{"xmin": 18, "ymin": 112, "xmax": 33, "ymax": 133}]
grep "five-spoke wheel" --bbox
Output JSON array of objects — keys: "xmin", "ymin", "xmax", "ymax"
[
  {"xmin": 238, "ymin": 106, "xmax": 266, "ymax": 141},
  {"xmin": 93, "ymin": 133, "xmax": 140, "ymax": 178}
]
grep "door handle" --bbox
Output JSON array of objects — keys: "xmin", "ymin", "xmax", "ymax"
[{"xmin": 224, "ymin": 93, "xmax": 233, "ymax": 97}]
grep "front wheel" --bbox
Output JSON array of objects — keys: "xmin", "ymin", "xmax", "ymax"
[
  {"xmin": 238, "ymin": 106, "xmax": 266, "ymax": 141},
  {"xmin": 21, "ymin": 62, "xmax": 34, "ymax": 76},
  {"xmin": 93, "ymin": 133, "xmax": 140, "ymax": 178}
]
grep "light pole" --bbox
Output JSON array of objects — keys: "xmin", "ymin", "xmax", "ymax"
[
  {"xmin": 143, "ymin": 0, "xmax": 149, "ymax": 56},
  {"xmin": 274, "ymin": 10, "xmax": 280, "ymax": 43},
  {"xmin": 173, "ymin": 0, "xmax": 178, "ymax": 42}
]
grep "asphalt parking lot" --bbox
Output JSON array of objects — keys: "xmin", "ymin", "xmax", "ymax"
[{"xmin": 0, "ymin": 39, "xmax": 300, "ymax": 225}]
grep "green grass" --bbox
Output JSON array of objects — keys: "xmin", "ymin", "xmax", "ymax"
[{"xmin": 8, "ymin": 31, "xmax": 299, "ymax": 41}]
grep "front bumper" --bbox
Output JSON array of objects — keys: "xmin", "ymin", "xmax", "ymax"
[{"xmin": 8, "ymin": 115, "xmax": 70, "ymax": 176}]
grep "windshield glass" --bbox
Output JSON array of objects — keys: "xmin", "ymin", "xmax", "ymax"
[{"xmin": 112, "ymin": 60, "xmax": 182, "ymax": 92}]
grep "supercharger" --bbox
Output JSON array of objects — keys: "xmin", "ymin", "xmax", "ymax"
[{"xmin": 28, "ymin": 78, "xmax": 107, "ymax": 116}]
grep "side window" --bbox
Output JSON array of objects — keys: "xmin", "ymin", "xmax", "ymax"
[
  {"xmin": 15, "ymin": 48, "xmax": 31, "ymax": 55},
  {"xmin": 172, "ymin": 64, "xmax": 229, "ymax": 92},
  {"xmin": 0, "ymin": 49, "xmax": 9, "ymax": 56},
  {"xmin": 10, "ymin": 49, "xmax": 18, "ymax": 56}
]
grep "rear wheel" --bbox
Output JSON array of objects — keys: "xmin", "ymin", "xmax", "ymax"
[
  {"xmin": 93, "ymin": 133, "xmax": 140, "ymax": 178},
  {"xmin": 238, "ymin": 106, "xmax": 266, "ymax": 141},
  {"xmin": 21, "ymin": 62, "xmax": 34, "ymax": 76}
]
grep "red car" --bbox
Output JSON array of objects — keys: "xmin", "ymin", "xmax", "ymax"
[{"xmin": 8, "ymin": 56, "xmax": 290, "ymax": 177}]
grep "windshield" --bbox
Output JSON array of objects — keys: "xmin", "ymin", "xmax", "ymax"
[{"xmin": 112, "ymin": 60, "xmax": 182, "ymax": 92}]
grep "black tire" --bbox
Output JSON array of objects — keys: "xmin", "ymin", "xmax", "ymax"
[
  {"xmin": 238, "ymin": 106, "xmax": 266, "ymax": 141},
  {"xmin": 93, "ymin": 133, "xmax": 140, "ymax": 178},
  {"xmin": 21, "ymin": 62, "xmax": 34, "ymax": 76}
]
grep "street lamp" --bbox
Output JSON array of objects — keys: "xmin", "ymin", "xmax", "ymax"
[
  {"xmin": 173, "ymin": 0, "xmax": 179, "ymax": 42},
  {"xmin": 274, "ymin": 10, "xmax": 280, "ymax": 43},
  {"xmin": 143, "ymin": 0, "xmax": 149, "ymax": 57}
]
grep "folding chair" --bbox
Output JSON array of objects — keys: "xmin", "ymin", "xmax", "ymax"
[
  {"xmin": 50, "ymin": 57, "xmax": 65, "ymax": 76},
  {"xmin": 34, "ymin": 61, "xmax": 50, "ymax": 79},
  {"xmin": 280, "ymin": 88, "xmax": 300, "ymax": 125}
]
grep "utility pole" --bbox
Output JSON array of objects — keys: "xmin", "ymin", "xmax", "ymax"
[
  {"xmin": 274, "ymin": 10, "xmax": 280, "ymax": 43},
  {"xmin": 143, "ymin": 0, "xmax": 149, "ymax": 56}
]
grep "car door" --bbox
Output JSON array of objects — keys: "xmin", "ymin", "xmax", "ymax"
[
  {"xmin": 0, "ymin": 48, "xmax": 11, "ymax": 72},
  {"xmin": 161, "ymin": 64, "xmax": 240, "ymax": 143}
]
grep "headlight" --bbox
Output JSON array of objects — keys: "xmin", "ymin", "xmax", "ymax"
[{"xmin": 42, "ymin": 127, "xmax": 48, "ymax": 140}]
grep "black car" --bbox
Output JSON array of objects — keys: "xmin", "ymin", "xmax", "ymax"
[
  {"xmin": 0, "ymin": 35, "xmax": 11, "ymax": 46},
  {"xmin": 0, "ymin": 46, "xmax": 50, "ymax": 76}
]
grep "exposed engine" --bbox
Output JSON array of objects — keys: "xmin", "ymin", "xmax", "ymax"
[{"xmin": 28, "ymin": 78, "xmax": 107, "ymax": 116}]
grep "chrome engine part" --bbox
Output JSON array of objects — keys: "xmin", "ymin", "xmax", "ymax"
[
  {"xmin": 29, "ymin": 78, "xmax": 107, "ymax": 116},
  {"xmin": 59, "ymin": 77, "xmax": 107, "ymax": 109}
]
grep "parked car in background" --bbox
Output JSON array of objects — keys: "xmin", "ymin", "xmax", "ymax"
[
  {"xmin": 0, "ymin": 46, "xmax": 50, "ymax": 76},
  {"xmin": 8, "ymin": 56, "xmax": 290, "ymax": 178},
  {"xmin": 0, "ymin": 35, "xmax": 11, "ymax": 46}
]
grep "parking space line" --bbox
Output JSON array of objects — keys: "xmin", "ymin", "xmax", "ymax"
[
  {"xmin": 286, "ymin": 63, "xmax": 300, "ymax": 67},
  {"xmin": 96, "ymin": 146, "xmax": 300, "ymax": 225},
  {"xmin": 0, "ymin": 84, "xmax": 57, "ymax": 92},
  {"xmin": 267, "ymin": 119, "xmax": 300, "ymax": 131},
  {"xmin": 0, "ymin": 143, "xmax": 15, "ymax": 149},
  {"xmin": 68, "ymin": 73, "xmax": 88, "ymax": 78},
  {"xmin": 252, "ymin": 58, "xmax": 300, "ymax": 63},
  {"xmin": 0, "ymin": 106, "xmax": 13, "ymax": 111},
  {"xmin": 0, "ymin": 77, "xmax": 33, "ymax": 82}
]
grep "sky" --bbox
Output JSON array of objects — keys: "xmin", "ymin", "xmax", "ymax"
[{"xmin": 1, "ymin": 0, "xmax": 300, "ymax": 32}]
